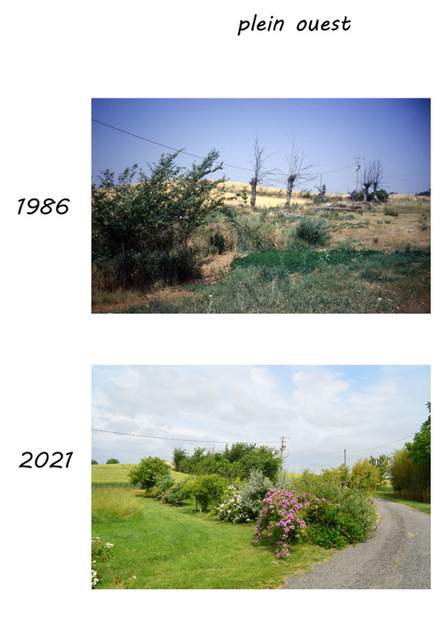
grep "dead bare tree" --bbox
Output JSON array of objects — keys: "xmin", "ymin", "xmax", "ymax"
[
  {"xmin": 362, "ymin": 163, "xmax": 374, "ymax": 201},
  {"xmin": 315, "ymin": 181, "xmax": 327, "ymax": 202},
  {"xmin": 371, "ymin": 160, "xmax": 384, "ymax": 199},
  {"xmin": 249, "ymin": 138, "xmax": 276, "ymax": 209},
  {"xmin": 285, "ymin": 141, "xmax": 314, "ymax": 209}
]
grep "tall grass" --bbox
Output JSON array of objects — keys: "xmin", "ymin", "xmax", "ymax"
[{"xmin": 92, "ymin": 487, "xmax": 143, "ymax": 522}]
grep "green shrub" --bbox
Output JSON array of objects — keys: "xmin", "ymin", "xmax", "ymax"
[
  {"xmin": 106, "ymin": 458, "xmax": 119, "ymax": 464},
  {"xmin": 92, "ymin": 151, "xmax": 225, "ymax": 289},
  {"xmin": 92, "ymin": 459, "xmax": 98, "ymax": 465},
  {"xmin": 290, "ymin": 471, "xmax": 376, "ymax": 548},
  {"xmin": 129, "ymin": 457, "xmax": 170, "ymax": 491},
  {"xmin": 156, "ymin": 474, "xmax": 175, "ymax": 497},
  {"xmin": 161, "ymin": 478, "xmax": 195, "ymax": 506},
  {"xmin": 350, "ymin": 190, "xmax": 364, "ymax": 201},
  {"xmin": 375, "ymin": 189, "xmax": 389, "ymax": 202},
  {"xmin": 192, "ymin": 474, "xmax": 228, "ymax": 512},
  {"xmin": 351, "ymin": 459, "xmax": 381, "ymax": 491},
  {"xmin": 237, "ymin": 469, "xmax": 273, "ymax": 518},
  {"xmin": 295, "ymin": 217, "xmax": 330, "ymax": 245}
]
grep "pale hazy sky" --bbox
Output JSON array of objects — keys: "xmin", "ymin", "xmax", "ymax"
[{"xmin": 92, "ymin": 365, "xmax": 430, "ymax": 471}]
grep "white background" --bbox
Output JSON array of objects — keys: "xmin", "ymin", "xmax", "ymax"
[{"xmin": 0, "ymin": 0, "xmax": 437, "ymax": 621}]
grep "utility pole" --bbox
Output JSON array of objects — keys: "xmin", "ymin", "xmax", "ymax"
[
  {"xmin": 280, "ymin": 435, "xmax": 286, "ymax": 466},
  {"xmin": 279, "ymin": 435, "xmax": 287, "ymax": 486},
  {"xmin": 344, "ymin": 448, "xmax": 347, "ymax": 466},
  {"xmin": 354, "ymin": 157, "xmax": 361, "ymax": 192}
]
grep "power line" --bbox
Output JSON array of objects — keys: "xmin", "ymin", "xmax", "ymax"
[
  {"xmin": 92, "ymin": 117, "xmax": 353, "ymax": 179},
  {"xmin": 349, "ymin": 434, "xmax": 413, "ymax": 453},
  {"xmin": 92, "ymin": 427, "xmax": 280, "ymax": 445},
  {"xmin": 92, "ymin": 118, "xmax": 256, "ymax": 174}
]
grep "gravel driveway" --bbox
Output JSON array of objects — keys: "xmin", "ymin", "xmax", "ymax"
[{"xmin": 284, "ymin": 498, "xmax": 430, "ymax": 589}]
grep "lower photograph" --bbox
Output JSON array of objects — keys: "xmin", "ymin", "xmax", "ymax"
[{"xmin": 91, "ymin": 365, "xmax": 430, "ymax": 589}]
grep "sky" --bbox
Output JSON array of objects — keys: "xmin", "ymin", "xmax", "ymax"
[
  {"xmin": 92, "ymin": 365, "xmax": 430, "ymax": 472},
  {"xmin": 91, "ymin": 99, "xmax": 430, "ymax": 193}
]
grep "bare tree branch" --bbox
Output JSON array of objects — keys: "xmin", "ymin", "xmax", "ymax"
[
  {"xmin": 285, "ymin": 140, "xmax": 315, "ymax": 209},
  {"xmin": 249, "ymin": 138, "xmax": 277, "ymax": 208}
]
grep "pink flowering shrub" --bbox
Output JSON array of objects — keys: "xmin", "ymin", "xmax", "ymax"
[{"xmin": 255, "ymin": 489, "xmax": 308, "ymax": 559}]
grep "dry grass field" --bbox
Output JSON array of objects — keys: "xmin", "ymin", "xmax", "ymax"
[{"xmin": 92, "ymin": 183, "xmax": 430, "ymax": 314}]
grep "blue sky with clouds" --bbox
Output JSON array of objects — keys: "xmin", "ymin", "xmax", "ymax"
[
  {"xmin": 92, "ymin": 99, "xmax": 430, "ymax": 193},
  {"xmin": 92, "ymin": 365, "xmax": 430, "ymax": 471}
]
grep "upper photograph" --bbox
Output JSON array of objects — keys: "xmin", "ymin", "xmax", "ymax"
[{"xmin": 91, "ymin": 98, "xmax": 430, "ymax": 314}]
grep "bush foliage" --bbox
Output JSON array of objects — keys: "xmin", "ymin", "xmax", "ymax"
[
  {"xmin": 92, "ymin": 151, "xmax": 225, "ymax": 289},
  {"xmin": 129, "ymin": 457, "xmax": 170, "ymax": 491},
  {"xmin": 295, "ymin": 216, "xmax": 330, "ymax": 245},
  {"xmin": 192, "ymin": 474, "xmax": 228, "ymax": 512},
  {"xmin": 173, "ymin": 443, "xmax": 281, "ymax": 480}
]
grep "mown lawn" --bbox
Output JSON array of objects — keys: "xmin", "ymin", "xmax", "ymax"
[
  {"xmin": 375, "ymin": 486, "xmax": 430, "ymax": 514},
  {"xmin": 123, "ymin": 246, "xmax": 430, "ymax": 314},
  {"xmin": 92, "ymin": 488, "xmax": 330, "ymax": 589}
]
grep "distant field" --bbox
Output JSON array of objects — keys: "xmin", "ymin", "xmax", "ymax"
[{"xmin": 92, "ymin": 463, "xmax": 185, "ymax": 486}]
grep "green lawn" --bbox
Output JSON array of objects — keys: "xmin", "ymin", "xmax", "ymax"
[
  {"xmin": 376, "ymin": 487, "xmax": 430, "ymax": 514},
  {"xmin": 92, "ymin": 488, "xmax": 330, "ymax": 589}
]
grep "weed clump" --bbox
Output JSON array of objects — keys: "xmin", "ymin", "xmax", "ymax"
[{"xmin": 295, "ymin": 216, "xmax": 330, "ymax": 245}]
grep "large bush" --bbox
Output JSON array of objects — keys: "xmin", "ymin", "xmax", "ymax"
[
  {"xmin": 192, "ymin": 474, "xmax": 228, "ymax": 512},
  {"xmin": 290, "ymin": 471, "xmax": 377, "ymax": 548},
  {"xmin": 92, "ymin": 151, "xmax": 225, "ymax": 289},
  {"xmin": 295, "ymin": 216, "xmax": 330, "ymax": 245},
  {"xmin": 129, "ymin": 457, "xmax": 170, "ymax": 491}
]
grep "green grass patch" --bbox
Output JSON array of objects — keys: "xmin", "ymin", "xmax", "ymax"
[
  {"xmin": 92, "ymin": 494, "xmax": 330, "ymax": 589},
  {"xmin": 375, "ymin": 488, "xmax": 430, "ymax": 514},
  {"xmin": 233, "ymin": 246, "xmax": 429, "ymax": 275},
  {"xmin": 123, "ymin": 246, "xmax": 429, "ymax": 314}
]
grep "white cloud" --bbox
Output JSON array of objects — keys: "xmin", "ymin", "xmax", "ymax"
[{"xmin": 92, "ymin": 365, "xmax": 429, "ymax": 471}]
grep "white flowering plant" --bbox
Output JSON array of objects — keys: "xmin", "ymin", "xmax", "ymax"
[
  {"xmin": 91, "ymin": 536, "xmax": 114, "ymax": 589},
  {"xmin": 216, "ymin": 485, "xmax": 254, "ymax": 523},
  {"xmin": 216, "ymin": 470, "xmax": 274, "ymax": 523}
]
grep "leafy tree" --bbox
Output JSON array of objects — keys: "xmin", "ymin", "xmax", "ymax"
[
  {"xmin": 406, "ymin": 402, "xmax": 431, "ymax": 472},
  {"xmin": 368, "ymin": 454, "xmax": 390, "ymax": 483},
  {"xmin": 173, "ymin": 448, "xmax": 187, "ymax": 472},
  {"xmin": 351, "ymin": 459, "xmax": 381, "ymax": 491},
  {"xmin": 173, "ymin": 443, "xmax": 281, "ymax": 480},
  {"xmin": 91, "ymin": 459, "xmax": 98, "ymax": 465},
  {"xmin": 106, "ymin": 458, "xmax": 119, "ymax": 464},
  {"xmin": 129, "ymin": 457, "xmax": 170, "ymax": 491}
]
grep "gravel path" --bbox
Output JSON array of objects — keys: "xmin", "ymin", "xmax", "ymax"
[{"xmin": 284, "ymin": 498, "xmax": 430, "ymax": 589}]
